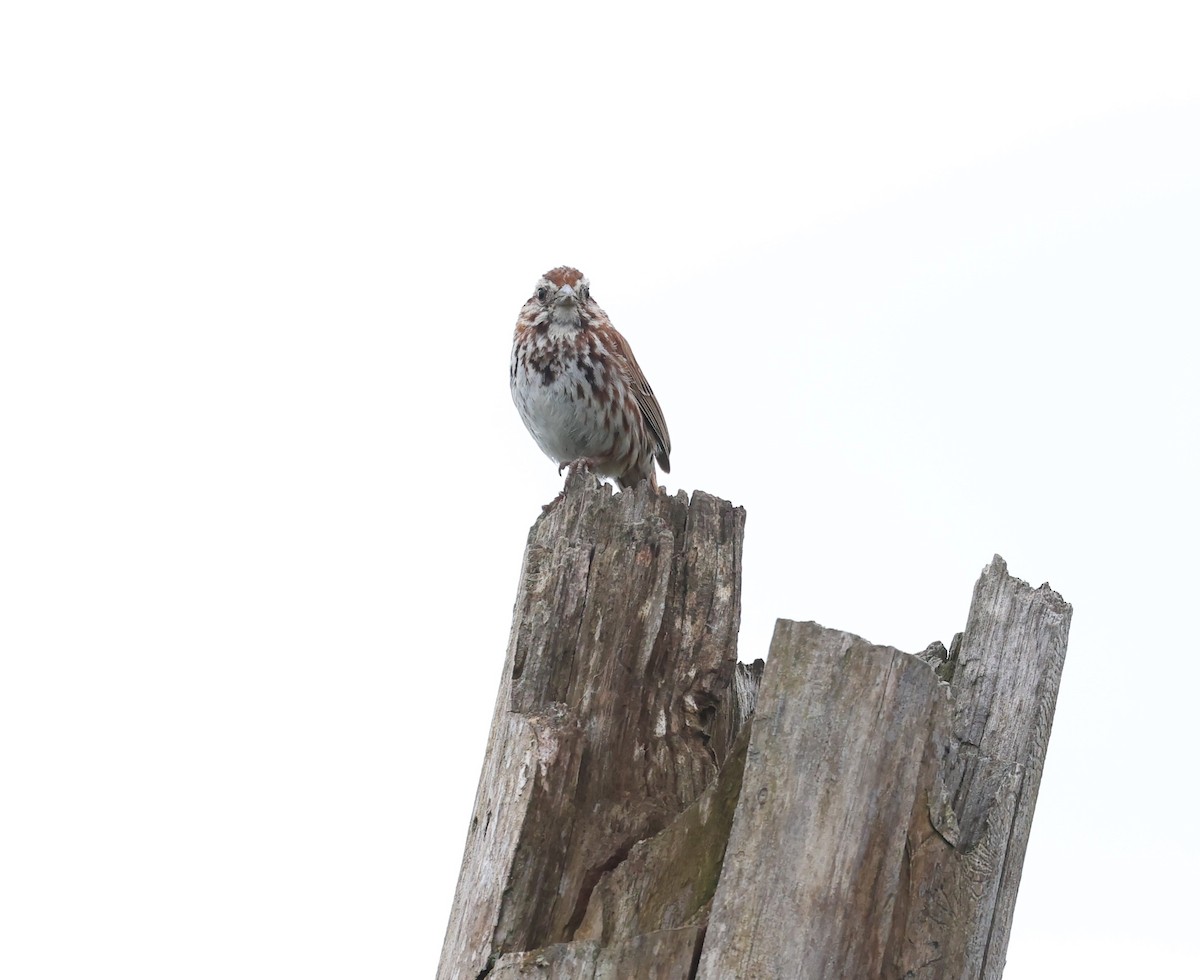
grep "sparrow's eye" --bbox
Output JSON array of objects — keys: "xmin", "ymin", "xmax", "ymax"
[
  {"xmin": 536, "ymin": 287, "xmax": 549, "ymax": 303},
  {"xmin": 579, "ymin": 285, "xmax": 589, "ymax": 302}
]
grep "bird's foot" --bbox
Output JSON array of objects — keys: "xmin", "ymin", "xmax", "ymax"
[
  {"xmin": 544, "ymin": 459, "xmax": 595, "ymax": 512},
  {"xmin": 557, "ymin": 457, "xmax": 597, "ymax": 476}
]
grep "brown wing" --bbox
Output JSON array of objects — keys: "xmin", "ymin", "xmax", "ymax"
[{"xmin": 611, "ymin": 330, "xmax": 671, "ymax": 473}]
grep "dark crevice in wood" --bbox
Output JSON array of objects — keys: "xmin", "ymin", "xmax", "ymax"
[
  {"xmin": 687, "ymin": 925, "xmax": 707, "ymax": 980},
  {"xmin": 439, "ymin": 488, "xmax": 1070, "ymax": 980},
  {"xmin": 564, "ymin": 839, "xmax": 637, "ymax": 941}
]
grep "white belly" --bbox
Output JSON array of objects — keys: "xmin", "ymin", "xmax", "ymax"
[{"xmin": 511, "ymin": 360, "xmax": 614, "ymax": 465}]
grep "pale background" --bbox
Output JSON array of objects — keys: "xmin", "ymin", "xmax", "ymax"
[{"xmin": 3, "ymin": 2, "xmax": 1198, "ymax": 977}]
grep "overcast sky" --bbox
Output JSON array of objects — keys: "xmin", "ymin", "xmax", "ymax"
[{"xmin": 4, "ymin": 2, "xmax": 1198, "ymax": 977}]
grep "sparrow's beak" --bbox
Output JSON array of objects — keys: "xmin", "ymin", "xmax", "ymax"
[{"xmin": 555, "ymin": 284, "xmax": 577, "ymax": 306}]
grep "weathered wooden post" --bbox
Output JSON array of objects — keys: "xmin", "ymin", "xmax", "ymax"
[{"xmin": 438, "ymin": 473, "xmax": 1071, "ymax": 979}]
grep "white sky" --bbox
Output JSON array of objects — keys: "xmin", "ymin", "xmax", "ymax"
[{"xmin": 3, "ymin": 2, "xmax": 1198, "ymax": 977}]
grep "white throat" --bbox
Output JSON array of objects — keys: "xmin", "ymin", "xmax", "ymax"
[{"xmin": 548, "ymin": 302, "xmax": 581, "ymax": 335}]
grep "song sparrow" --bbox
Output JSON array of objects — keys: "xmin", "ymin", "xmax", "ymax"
[{"xmin": 510, "ymin": 266, "xmax": 671, "ymax": 489}]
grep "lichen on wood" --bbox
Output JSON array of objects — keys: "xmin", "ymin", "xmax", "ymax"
[
  {"xmin": 437, "ymin": 471, "xmax": 746, "ymax": 979},
  {"xmin": 438, "ymin": 467, "xmax": 1072, "ymax": 980}
]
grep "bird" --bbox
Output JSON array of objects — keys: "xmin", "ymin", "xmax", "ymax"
[{"xmin": 510, "ymin": 266, "xmax": 671, "ymax": 490}]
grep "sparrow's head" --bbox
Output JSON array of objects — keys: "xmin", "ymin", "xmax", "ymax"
[{"xmin": 527, "ymin": 266, "xmax": 592, "ymax": 329}]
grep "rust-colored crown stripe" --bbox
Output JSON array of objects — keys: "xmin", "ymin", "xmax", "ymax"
[{"xmin": 543, "ymin": 266, "xmax": 586, "ymax": 288}]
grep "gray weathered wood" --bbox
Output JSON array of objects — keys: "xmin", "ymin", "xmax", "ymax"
[
  {"xmin": 697, "ymin": 555, "xmax": 1072, "ymax": 979},
  {"xmin": 437, "ymin": 470, "xmax": 745, "ymax": 980},
  {"xmin": 488, "ymin": 927, "xmax": 704, "ymax": 979},
  {"xmin": 440, "ymin": 484, "xmax": 1071, "ymax": 980},
  {"xmin": 576, "ymin": 724, "xmax": 752, "ymax": 944},
  {"xmin": 709, "ymin": 659, "xmax": 764, "ymax": 769},
  {"xmin": 893, "ymin": 554, "xmax": 1073, "ymax": 979},
  {"xmin": 697, "ymin": 624, "xmax": 947, "ymax": 979}
]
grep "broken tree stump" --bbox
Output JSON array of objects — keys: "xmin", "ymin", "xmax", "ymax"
[
  {"xmin": 437, "ymin": 470, "xmax": 745, "ymax": 979},
  {"xmin": 438, "ymin": 470, "xmax": 1071, "ymax": 980}
]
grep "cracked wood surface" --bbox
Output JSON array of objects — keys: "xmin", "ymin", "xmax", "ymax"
[
  {"xmin": 439, "ymin": 481, "xmax": 1071, "ymax": 980},
  {"xmin": 437, "ymin": 471, "xmax": 745, "ymax": 980},
  {"xmin": 895, "ymin": 555, "xmax": 1073, "ymax": 979},
  {"xmin": 488, "ymin": 928, "xmax": 704, "ymax": 979},
  {"xmin": 697, "ymin": 624, "xmax": 947, "ymax": 979},
  {"xmin": 697, "ymin": 556, "xmax": 1072, "ymax": 980}
]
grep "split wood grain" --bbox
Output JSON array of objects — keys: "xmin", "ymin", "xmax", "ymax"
[{"xmin": 437, "ymin": 471, "xmax": 745, "ymax": 980}]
